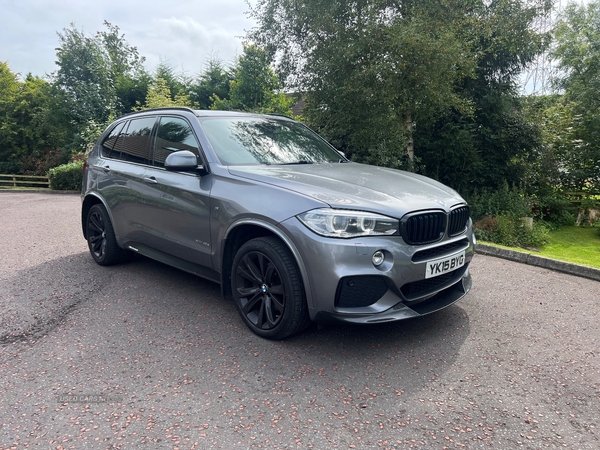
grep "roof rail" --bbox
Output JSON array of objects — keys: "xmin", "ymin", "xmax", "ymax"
[{"xmin": 116, "ymin": 106, "xmax": 198, "ymax": 119}]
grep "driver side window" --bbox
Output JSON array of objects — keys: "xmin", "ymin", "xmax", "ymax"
[{"xmin": 153, "ymin": 117, "xmax": 200, "ymax": 167}]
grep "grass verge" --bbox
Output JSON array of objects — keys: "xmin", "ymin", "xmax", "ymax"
[{"xmin": 481, "ymin": 226, "xmax": 600, "ymax": 269}]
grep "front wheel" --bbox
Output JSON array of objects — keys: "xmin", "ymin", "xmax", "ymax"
[{"xmin": 231, "ymin": 237, "xmax": 309, "ymax": 339}]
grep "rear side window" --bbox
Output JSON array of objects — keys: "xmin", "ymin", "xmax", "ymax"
[
  {"xmin": 153, "ymin": 117, "xmax": 201, "ymax": 167},
  {"xmin": 101, "ymin": 121, "xmax": 126, "ymax": 159},
  {"xmin": 118, "ymin": 117, "xmax": 157, "ymax": 165}
]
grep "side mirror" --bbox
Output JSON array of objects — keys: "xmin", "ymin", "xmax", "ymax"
[{"xmin": 164, "ymin": 150, "xmax": 205, "ymax": 173}]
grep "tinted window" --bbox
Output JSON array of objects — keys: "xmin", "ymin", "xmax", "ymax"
[
  {"xmin": 101, "ymin": 121, "xmax": 126, "ymax": 159},
  {"xmin": 118, "ymin": 117, "xmax": 156, "ymax": 165},
  {"xmin": 200, "ymin": 117, "xmax": 342, "ymax": 165},
  {"xmin": 153, "ymin": 117, "xmax": 200, "ymax": 167}
]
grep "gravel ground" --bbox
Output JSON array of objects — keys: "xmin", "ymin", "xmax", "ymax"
[{"xmin": 0, "ymin": 192, "xmax": 599, "ymax": 449}]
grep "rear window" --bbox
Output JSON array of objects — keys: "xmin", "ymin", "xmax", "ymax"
[
  {"xmin": 101, "ymin": 121, "xmax": 126, "ymax": 159},
  {"xmin": 118, "ymin": 117, "xmax": 156, "ymax": 165}
]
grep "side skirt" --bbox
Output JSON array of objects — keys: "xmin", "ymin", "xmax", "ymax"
[{"xmin": 124, "ymin": 241, "xmax": 221, "ymax": 285}]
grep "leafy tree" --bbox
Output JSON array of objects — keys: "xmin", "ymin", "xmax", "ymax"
[
  {"xmin": 54, "ymin": 24, "xmax": 116, "ymax": 124},
  {"xmin": 519, "ymin": 95, "xmax": 573, "ymax": 195},
  {"xmin": 249, "ymin": 0, "xmax": 550, "ymax": 193},
  {"xmin": 53, "ymin": 22, "xmax": 149, "ymax": 151},
  {"xmin": 211, "ymin": 44, "xmax": 293, "ymax": 115},
  {"xmin": 138, "ymin": 77, "xmax": 193, "ymax": 109},
  {"xmin": 551, "ymin": 0, "xmax": 600, "ymax": 192},
  {"xmin": 415, "ymin": 0, "xmax": 550, "ymax": 193},
  {"xmin": 189, "ymin": 58, "xmax": 233, "ymax": 109},
  {"xmin": 0, "ymin": 62, "xmax": 21, "ymax": 172},
  {"xmin": 153, "ymin": 62, "xmax": 188, "ymax": 102},
  {"xmin": 249, "ymin": 0, "xmax": 478, "ymax": 169},
  {"xmin": 97, "ymin": 21, "xmax": 150, "ymax": 114},
  {"xmin": 0, "ymin": 63, "xmax": 71, "ymax": 174}
]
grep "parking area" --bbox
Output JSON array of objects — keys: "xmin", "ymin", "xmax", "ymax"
[{"xmin": 1, "ymin": 192, "xmax": 599, "ymax": 449}]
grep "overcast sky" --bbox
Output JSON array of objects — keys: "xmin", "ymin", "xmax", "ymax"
[{"xmin": 1, "ymin": 0, "xmax": 257, "ymax": 79}]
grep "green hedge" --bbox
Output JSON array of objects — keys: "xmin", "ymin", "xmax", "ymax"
[{"xmin": 47, "ymin": 161, "xmax": 84, "ymax": 191}]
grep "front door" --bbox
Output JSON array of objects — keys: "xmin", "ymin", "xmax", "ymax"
[{"xmin": 141, "ymin": 116, "xmax": 213, "ymax": 269}]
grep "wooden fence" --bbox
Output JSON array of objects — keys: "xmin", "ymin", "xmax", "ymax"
[
  {"xmin": 566, "ymin": 192, "xmax": 600, "ymax": 208},
  {"xmin": 0, "ymin": 174, "xmax": 50, "ymax": 189}
]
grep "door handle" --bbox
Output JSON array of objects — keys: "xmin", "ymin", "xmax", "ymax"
[
  {"xmin": 103, "ymin": 166, "xmax": 111, "ymax": 173},
  {"xmin": 144, "ymin": 176, "xmax": 158, "ymax": 184}
]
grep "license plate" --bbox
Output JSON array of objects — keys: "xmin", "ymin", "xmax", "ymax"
[{"xmin": 425, "ymin": 252, "xmax": 465, "ymax": 279}]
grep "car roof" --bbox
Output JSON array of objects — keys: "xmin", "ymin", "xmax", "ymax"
[{"xmin": 115, "ymin": 107, "xmax": 293, "ymax": 121}]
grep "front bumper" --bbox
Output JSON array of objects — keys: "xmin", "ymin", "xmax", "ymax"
[
  {"xmin": 313, "ymin": 269, "xmax": 471, "ymax": 324},
  {"xmin": 279, "ymin": 217, "xmax": 475, "ymax": 324}
]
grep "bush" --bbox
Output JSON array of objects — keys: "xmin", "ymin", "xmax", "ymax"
[
  {"xmin": 467, "ymin": 182, "xmax": 533, "ymax": 222},
  {"xmin": 47, "ymin": 161, "xmax": 84, "ymax": 190},
  {"xmin": 474, "ymin": 214, "xmax": 549, "ymax": 248},
  {"xmin": 532, "ymin": 193, "xmax": 576, "ymax": 226}
]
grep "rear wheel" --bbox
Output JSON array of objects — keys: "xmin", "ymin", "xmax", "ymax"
[
  {"xmin": 86, "ymin": 204, "xmax": 130, "ymax": 266},
  {"xmin": 232, "ymin": 237, "xmax": 309, "ymax": 339}
]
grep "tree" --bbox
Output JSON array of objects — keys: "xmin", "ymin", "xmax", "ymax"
[
  {"xmin": 414, "ymin": 0, "xmax": 550, "ymax": 193},
  {"xmin": 519, "ymin": 95, "xmax": 575, "ymax": 197},
  {"xmin": 138, "ymin": 77, "xmax": 193, "ymax": 109},
  {"xmin": 211, "ymin": 44, "xmax": 293, "ymax": 115},
  {"xmin": 189, "ymin": 57, "xmax": 233, "ymax": 109},
  {"xmin": 0, "ymin": 63, "xmax": 71, "ymax": 174},
  {"xmin": 0, "ymin": 62, "xmax": 21, "ymax": 172},
  {"xmin": 551, "ymin": 0, "xmax": 600, "ymax": 192},
  {"xmin": 54, "ymin": 24, "xmax": 116, "ymax": 125},
  {"xmin": 249, "ymin": 0, "xmax": 550, "ymax": 193},
  {"xmin": 249, "ymin": 0, "xmax": 478, "ymax": 169},
  {"xmin": 97, "ymin": 21, "xmax": 150, "ymax": 114},
  {"xmin": 153, "ymin": 62, "xmax": 187, "ymax": 102},
  {"xmin": 53, "ymin": 22, "xmax": 149, "ymax": 151}
]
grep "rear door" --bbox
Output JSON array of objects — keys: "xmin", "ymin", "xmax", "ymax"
[{"xmin": 96, "ymin": 116, "xmax": 157, "ymax": 245}]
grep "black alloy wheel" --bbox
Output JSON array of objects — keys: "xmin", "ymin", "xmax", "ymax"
[
  {"xmin": 86, "ymin": 204, "xmax": 129, "ymax": 266},
  {"xmin": 232, "ymin": 237, "xmax": 309, "ymax": 339}
]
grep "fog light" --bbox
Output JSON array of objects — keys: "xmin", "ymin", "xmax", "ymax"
[{"xmin": 372, "ymin": 250, "xmax": 385, "ymax": 266}]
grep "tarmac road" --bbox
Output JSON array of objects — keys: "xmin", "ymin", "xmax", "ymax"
[{"xmin": 0, "ymin": 192, "xmax": 599, "ymax": 449}]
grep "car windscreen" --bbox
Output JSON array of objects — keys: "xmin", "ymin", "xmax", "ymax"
[{"xmin": 199, "ymin": 117, "xmax": 344, "ymax": 165}]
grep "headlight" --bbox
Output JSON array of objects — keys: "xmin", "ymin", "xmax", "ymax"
[{"xmin": 297, "ymin": 209, "xmax": 399, "ymax": 238}]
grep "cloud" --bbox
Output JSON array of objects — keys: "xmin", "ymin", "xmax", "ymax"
[
  {"xmin": 0, "ymin": 0, "xmax": 255, "ymax": 79},
  {"xmin": 137, "ymin": 16, "xmax": 244, "ymax": 76}
]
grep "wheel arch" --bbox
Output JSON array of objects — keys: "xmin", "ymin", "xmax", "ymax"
[
  {"xmin": 81, "ymin": 194, "xmax": 111, "ymax": 239},
  {"xmin": 220, "ymin": 220, "xmax": 313, "ymax": 309}
]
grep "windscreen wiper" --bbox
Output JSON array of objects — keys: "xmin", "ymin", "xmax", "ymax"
[{"xmin": 275, "ymin": 160, "xmax": 314, "ymax": 165}]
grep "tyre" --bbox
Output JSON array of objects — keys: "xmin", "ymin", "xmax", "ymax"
[
  {"xmin": 86, "ymin": 203, "xmax": 130, "ymax": 266},
  {"xmin": 231, "ymin": 237, "xmax": 310, "ymax": 339}
]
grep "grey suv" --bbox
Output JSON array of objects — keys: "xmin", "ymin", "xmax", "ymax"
[{"xmin": 82, "ymin": 107, "xmax": 475, "ymax": 339}]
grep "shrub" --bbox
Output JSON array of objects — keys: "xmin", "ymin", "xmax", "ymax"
[
  {"xmin": 467, "ymin": 182, "xmax": 532, "ymax": 222},
  {"xmin": 47, "ymin": 161, "xmax": 84, "ymax": 191},
  {"xmin": 532, "ymin": 193, "xmax": 576, "ymax": 226},
  {"xmin": 516, "ymin": 220, "xmax": 550, "ymax": 248},
  {"xmin": 474, "ymin": 214, "xmax": 549, "ymax": 248},
  {"xmin": 19, "ymin": 148, "xmax": 69, "ymax": 176},
  {"xmin": 473, "ymin": 216, "xmax": 498, "ymax": 242}
]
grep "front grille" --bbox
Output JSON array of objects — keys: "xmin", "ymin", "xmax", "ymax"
[
  {"xmin": 449, "ymin": 206, "xmax": 470, "ymax": 236},
  {"xmin": 411, "ymin": 238, "xmax": 470, "ymax": 263},
  {"xmin": 401, "ymin": 211, "xmax": 446, "ymax": 245},
  {"xmin": 400, "ymin": 269, "xmax": 461, "ymax": 299},
  {"xmin": 335, "ymin": 276, "xmax": 388, "ymax": 308}
]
